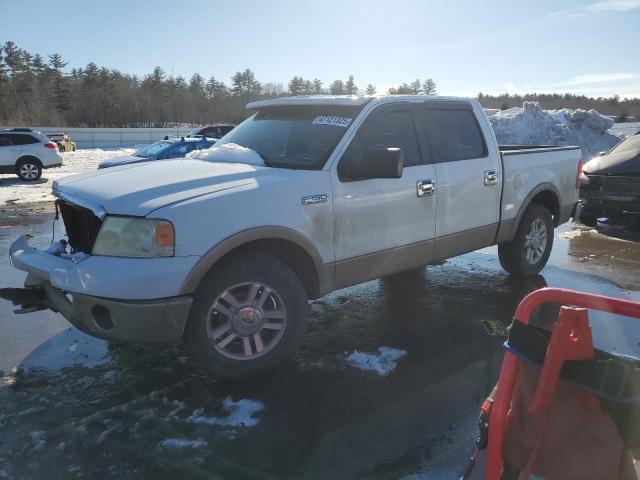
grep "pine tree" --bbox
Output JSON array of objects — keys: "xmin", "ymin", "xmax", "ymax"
[
  {"xmin": 288, "ymin": 76, "xmax": 304, "ymax": 95},
  {"xmin": 47, "ymin": 53, "xmax": 69, "ymax": 112},
  {"xmin": 344, "ymin": 75, "xmax": 358, "ymax": 95},
  {"xmin": 365, "ymin": 84, "xmax": 376, "ymax": 95},
  {"xmin": 329, "ymin": 79, "xmax": 345, "ymax": 95},
  {"xmin": 422, "ymin": 78, "xmax": 437, "ymax": 95},
  {"xmin": 312, "ymin": 78, "xmax": 323, "ymax": 94},
  {"xmin": 410, "ymin": 79, "xmax": 422, "ymax": 95}
]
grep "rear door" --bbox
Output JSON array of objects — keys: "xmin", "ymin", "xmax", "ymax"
[
  {"xmin": 420, "ymin": 102, "xmax": 501, "ymax": 260},
  {"xmin": 331, "ymin": 102, "xmax": 437, "ymax": 287},
  {"xmin": 0, "ymin": 134, "xmax": 19, "ymax": 168}
]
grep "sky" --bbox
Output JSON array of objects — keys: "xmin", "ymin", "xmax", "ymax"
[{"xmin": 1, "ymin": 0, "xmax": 639, "ymax": 98}]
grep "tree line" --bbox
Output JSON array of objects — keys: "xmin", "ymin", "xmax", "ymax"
[
  {"xmin": 478, "ymin": 92, "xmax": 640, "ymax": 120},
  {"xmin": 0, "ymin": 40, "xmax": 637, "ymax": 127}
]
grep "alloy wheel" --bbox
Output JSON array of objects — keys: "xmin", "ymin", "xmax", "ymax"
[{"xmin": 206, "ymin": 282, "xmax": 287, "ymax": 360}]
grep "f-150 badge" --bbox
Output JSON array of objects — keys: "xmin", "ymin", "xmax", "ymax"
[{"xmin": 302, "ymin": 194, "xmax": 328, "ymax": 205}]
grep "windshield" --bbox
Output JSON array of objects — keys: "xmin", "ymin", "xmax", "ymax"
[
  {"xmin": 213, "ymin": 105, "xmax": 363, "ymax": 170},
  {"xmin": 134, "ymin": 141, "xmax": 173, "ymax": 159},
  {"xmin": 609, "ymin": 134, "xmax": 640, "ymax": 155}
]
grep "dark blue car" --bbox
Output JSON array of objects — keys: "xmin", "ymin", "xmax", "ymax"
[{"xmin": 98, "ymin": 137, "xmax": 217, "ymax": 169}]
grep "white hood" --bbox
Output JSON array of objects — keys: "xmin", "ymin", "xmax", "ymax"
[{"xmin": 53, "ymin": 158, "xmax": 270, "ymax": 216}]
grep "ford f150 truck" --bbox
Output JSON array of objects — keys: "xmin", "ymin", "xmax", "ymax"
[{"xmin": 7, "ymin": 96, "xmax": 583, "ymax": 377}]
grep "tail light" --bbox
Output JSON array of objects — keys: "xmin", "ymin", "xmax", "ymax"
[
  {"xmin": 44, "ymin": 142, "xmax": 58, "ymax": 150},
  {"xmin": 576, "ymin": 159, "xmax": 585, "ymax": 187}
]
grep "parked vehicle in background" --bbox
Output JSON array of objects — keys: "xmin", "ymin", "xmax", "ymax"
[
  {"xmin": 579, "ymin": 132, "xmax": 640, "ymax": 226},
  {"xmin": 98, "ymin": 136, "xmax": 217, "ymax": 169},
  {"xmin": 8, "ymin": 95, "xmax": 582, "ymax": 378},
  {"xmin": 0, "ymin": 128, "xmax": 62, "ymax": 181},
  {"xmin": 47, "ymin": 132, "xmax": 77, "ymax": 152},
  {"xmin": 188, "ymin": 124, "xmax": 235, "ymax": 139}
]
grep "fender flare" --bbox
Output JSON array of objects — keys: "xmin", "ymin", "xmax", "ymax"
[
  {"xmin": 497, "ymin": 183, "xmax": 561, "ymax": 243},
  {"xmin": 179, "ymin": 226, "xmax": 330, "ymax": 296}
]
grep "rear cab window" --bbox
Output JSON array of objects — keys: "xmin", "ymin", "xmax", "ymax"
[{"xmin": 421, "ymin": 103, "xmax": 487, "ymax": 162}]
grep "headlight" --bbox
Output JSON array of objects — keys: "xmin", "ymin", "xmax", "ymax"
[{"xmin": 93, "ymin": 216, "xmax": 175, "ymax": 257}]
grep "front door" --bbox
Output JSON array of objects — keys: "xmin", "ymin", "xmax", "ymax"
[{"xmin": 331, "ymin": 103, "xmax": 437, "ymax": 288}]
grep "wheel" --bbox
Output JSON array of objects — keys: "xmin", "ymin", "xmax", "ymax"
[
  {"xmin": 498, "ymin": 203, "xmax": 554, "ymax": 276},
  {"xmin": 183, "ymin": 252, "xmax": 309, "ymax": 378},
  {"xmin": 16, "ymin": 158, "xmax": 42, "ymax": 181},
  {"xmin": 72, "ymin": 145, "xmax": 76, "ymax": 152}
]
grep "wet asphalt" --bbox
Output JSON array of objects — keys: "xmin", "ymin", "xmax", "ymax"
[{"xmin": 1, "ymin": 205, "xmax": 640, "ymax": 480}]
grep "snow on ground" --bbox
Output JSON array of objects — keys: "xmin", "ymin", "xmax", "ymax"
[
  {"xmin": 344, "ymin": 346, "xmax": 408, "ymax": 376},
  {"xmin": 0, "ymin": 147, "xmax": 137, "ymax": 206},
  {"xmin": 158, "ymin": 438, "xmax": 208, "ymax": 449},
  {"xmin": 489, "ymin": 102, "xmax": 622, "ymax": 159},
  {"xmin": 186, "ymin": 396, "xmax": 264, "ymax": 427}
]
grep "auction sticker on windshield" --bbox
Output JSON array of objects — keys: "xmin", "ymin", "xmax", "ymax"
[{"xmin": 312, "ymin": 116, "xmax": 352, "ymax": 127}]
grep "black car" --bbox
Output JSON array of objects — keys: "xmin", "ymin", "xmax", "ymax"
[
  {"xmin": 579, "ymin": 132, "xmax": 640, "ymax": 225},
  {"xmin": 188, "ymin": 124, "xmax": 235, "ymax": 139}
]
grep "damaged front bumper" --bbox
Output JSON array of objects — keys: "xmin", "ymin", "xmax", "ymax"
[{"xmin": 7, "ymin": 234, "xmax": 194, "ymax": 344}]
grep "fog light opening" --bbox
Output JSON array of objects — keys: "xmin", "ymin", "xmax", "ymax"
[{"xmin": 92, "ymin": 305, "xmax": 114, "ymax": 331}]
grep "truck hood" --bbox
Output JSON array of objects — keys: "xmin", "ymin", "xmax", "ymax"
[{"xmin": 53, "ymin": 159, "xmax": 269, "ymax": 216}]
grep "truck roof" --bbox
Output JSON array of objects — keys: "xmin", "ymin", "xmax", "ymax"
[{"xmin": 246, "ymin": 95, "xmax": 474, "ymax": 110}]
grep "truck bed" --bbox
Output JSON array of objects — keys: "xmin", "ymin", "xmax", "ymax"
[{"xmin": 497, "ymin": 144, "xmax": 582, "ymax": 231}]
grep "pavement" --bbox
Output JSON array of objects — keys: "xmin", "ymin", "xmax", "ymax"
[{"xmin": 1, "ymin": 204, "xmax": 639, "ymax": 480}]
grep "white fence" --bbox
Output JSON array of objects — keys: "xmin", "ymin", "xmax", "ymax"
[{"xmin": 7, "ymin": 126, "xmax": 195, "ymax": 149}]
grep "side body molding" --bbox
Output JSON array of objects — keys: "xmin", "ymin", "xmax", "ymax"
[{"xmin": 179, "ymin": 226, "xmax": 332, "ymax": 297}]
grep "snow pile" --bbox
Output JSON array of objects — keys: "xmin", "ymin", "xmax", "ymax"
[
  {"xmin": 489, "ymin": 102, "xmax": 622, "ymax": 159},
  {"xmin": 187, "ymin": 142, "xmax": 265, "ymax": 167},
  {"xmin": 158, "ymin": 438, "xmax": 208, "ymax": 449},
  {"xmin": 186, "ymin": 396, "xmax": 264, "ymax": 427},
  {"xmin": 345, "ymin": 346, "xmax": 408, "ymax": 376},
  {"xmin": 0, "ymin": 147, "xmax": 138, "ymax": 206}
]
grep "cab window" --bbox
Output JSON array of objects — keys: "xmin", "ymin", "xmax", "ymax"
[{"xmin": 338, "ymin": 106, "xmax": 421, "ymax": 180}]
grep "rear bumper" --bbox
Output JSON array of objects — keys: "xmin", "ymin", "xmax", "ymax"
[
  {"xmin": 9, "ymin": 234, "xmax": 194, "ymax": 344},
  {"xmin": 43, "ymin": 161, "xmax": 63, "ymax": 169}
]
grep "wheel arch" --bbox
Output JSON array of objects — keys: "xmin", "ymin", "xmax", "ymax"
[
  {"xmin": 15, "ymin": 155, "xmax": 43, "ymax": 171},
  {"xmin": 498, "ymin": 183, "xmax": 561, "ymax": 243},
  {"xmin": 179, "ymin": 227, "xmax": 331, "ymax": 299}
]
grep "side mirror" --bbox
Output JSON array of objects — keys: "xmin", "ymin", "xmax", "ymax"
[{"xmin": 340, "ymin": 147, "xmax": 404, "ymax": 181}]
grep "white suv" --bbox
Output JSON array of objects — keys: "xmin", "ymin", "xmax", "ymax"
[{"xmin": 0, "ymin": 129, "xmax": 63, "ymax": 181}]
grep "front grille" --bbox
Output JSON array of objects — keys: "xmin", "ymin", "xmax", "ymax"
[{"xmin": 56, "ymin": 200, "xmax": 103, "ymax": 254}]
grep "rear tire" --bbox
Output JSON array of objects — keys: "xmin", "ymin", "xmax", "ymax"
[
  {"xmin": 498, "ymin": 203, "xmax": 554, "ymax": 276},
  {"xmin": 183, "ymin": 252, "xmax": 309, "ymax": 379},
  {"xmin": 16, "ymin": 158, "xmax": 42, "ymax": 181}
]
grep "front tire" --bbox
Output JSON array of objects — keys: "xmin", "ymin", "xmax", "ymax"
[
  {"xmin": 498, "ymin": 203, "xmax": 554, "ymax": 276},
  {"xmin": 16, "ymin": 158, "xmax": 42, "ymax": 181},
  {"xmin": 183, "ymin": 252, "xmax": 309, "ymax": 378}
]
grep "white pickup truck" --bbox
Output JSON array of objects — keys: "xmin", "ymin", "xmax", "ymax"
[{"xmin": 7, "ymin": 95, "xmax": 583, "ymax": 377}]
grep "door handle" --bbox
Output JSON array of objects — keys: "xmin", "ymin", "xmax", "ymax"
[
  {"xmin": 484, "ymin": 170, "xmax": 498, "ymax": 186},
  {"xmin": 417, "ymin": 179, "xmax": 435, "ymax": 197}
]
